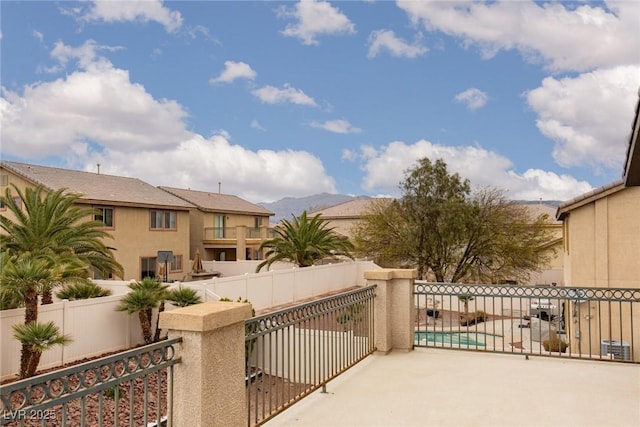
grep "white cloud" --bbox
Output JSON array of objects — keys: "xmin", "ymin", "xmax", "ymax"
[
  {"xmin": 0, "ymin": 42, "xmax": 336, "ymax": 203},
  {"xmin": 454, "ymin": 88, "xmax": 488, "ymax": 111},
  {"xmin": 358, "ymin": 140, "xmax": 592, "ymax": 201},
  {"xmin": 252, "ymin": 84, "xmax": 317, "ymax": 106},
  {"xmin": 397, "ymin": 0, "xmax": 640, "ymax": 72},
  {"xmin": 50, "ymin": 39, "xmax": 121, "ymax": 70},
  {"xmin": 210, "ymin": 61, "xmax": 257, "ymax": 84},
  {"xmin": 250, "ymin": 119, "xmax": 266, "ymax": 131},
  {"xmin": 77, "ymin": 0, "xmax": 183, "ymax": 33},
  {"xmin": 525, "ymin": 65, "xmax": 640, "ymax": 171},
  {"xmin": 310, "ymin": 119, "xmax": 361, "ymax": 134},
  {"xmin": 342, "ymin": 149, "xmax": 358, "ymax": 161},
  {"xmin": 83, "ymin": 134, "xmax": 337, "ymax": 203},
  {"xmin": 367, "ymin": 29, "xmax": 427, "ymax": 59},
  {"xmin": 32, "ymin": 30, "xmax": 44, "ymax": 42},
  {"xmin": 278, "ymin": 0, "xmax": 356, "ymax": 45}
]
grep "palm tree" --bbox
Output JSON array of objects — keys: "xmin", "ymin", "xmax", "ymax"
[
  {"xmin": 166, "ymin": 287, "xmax": 202, "ymax": 307},
  {"xmin": 1, "ymin": 252, "xmax": 85, "ymax": 377},
  {"xmin": 256, "ymin": 211, "xmax": 355, "ymax": 272},
  {"xmin": 12, "ymin": 321, "xmax": 71, "ymax": 378},
  {"xmin": 116, "ymin": 278, "xmax": 166, "ymax": 344},
  {"xmin": 1, "ymin": 185, "xmax": 122, "ymax": 378},
  {"xmin": 0, "ymin": 185, "xmax": 124, "ymax": 298}
]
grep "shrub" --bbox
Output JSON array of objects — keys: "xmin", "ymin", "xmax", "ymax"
[
  {"xmin": 56, "ymin": 282, "xmax": 112, "ymax": 300},
  {"xmin": 166, "ymin": 287, "xmax": 202, "ymax": 307},
  {"xmin": 543, "ymin": 335, "xmax": 568, "ymax": 353},
  {"xmin": 459, "ymin": 310, "xmax": 488, "ymax": 326}
]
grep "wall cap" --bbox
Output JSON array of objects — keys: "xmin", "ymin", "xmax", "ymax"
[
  {"xmin": 364, "ymin": 269, "xmax": 417, "ymax": 280},
  {"xmin": 159, "ymin": 301, "xmax": 252, "ymax": 332}
]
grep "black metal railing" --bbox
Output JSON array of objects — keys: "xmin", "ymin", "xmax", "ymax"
[
  {"xmin": 245, "ymin": 285, "xmax": 376, "ymax": 426},
  {"xmin": 414, "ymin": 282, "xmax": 640, "ymax": 363},
  {"xmin": 0, "ymin": 338, "xmax": 181, "ymax": 426}
]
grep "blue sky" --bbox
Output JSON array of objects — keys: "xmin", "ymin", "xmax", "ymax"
[{"xmin": 1, "ymin": 1, "xmax": 639, "ymax": 203}]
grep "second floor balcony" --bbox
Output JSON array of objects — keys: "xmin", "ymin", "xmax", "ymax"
[{"xmin": 203, "ymin": 226, "xmax": 276, "ymax": 243}]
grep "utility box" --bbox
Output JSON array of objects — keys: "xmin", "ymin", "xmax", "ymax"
[{"xmin": 600, "ymin": 339, "xmax": 631, "ymax": 361}]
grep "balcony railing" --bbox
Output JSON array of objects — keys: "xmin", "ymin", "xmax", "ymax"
[
  {"xmin": 203, "ymin": 227, "xmax": 276, "ymax": 241},
  {"xmin": 0, "ymin": 338, "xmax": 181, "ymax": 426},
  {"xmin": 245, "ymin": 285, "xmax": 377, "ymax": 426},
  {"xmin": 203, "ymin": 227, "xmax": 237, "ymax": 240},
  {"xmin": 414, "ymin": 282, "xmax": 640, "ymax": 362}
]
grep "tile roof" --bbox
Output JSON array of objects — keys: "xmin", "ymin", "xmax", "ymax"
[
  {"xmin": 1, "ymin": 161, "xmax": 192, "ymax": 209},
  {"xmin": 517, "ymin": 204, "xmax": 562, "ymax": 225},
  {"xmin": 555, "ymin": 179, "xmax": 625, "ymax": 220},
  {"xmin": 159, "ymin": 186, "xmax": 274, "ymax": 216},
  {"xmin": 310, "ymin": 197, "xmax": 392, "ymax": 218}
]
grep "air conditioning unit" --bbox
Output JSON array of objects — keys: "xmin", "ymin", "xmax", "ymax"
[{"xmin": 600, "ymin": 339, "xmax": 631, "ymax": 361}]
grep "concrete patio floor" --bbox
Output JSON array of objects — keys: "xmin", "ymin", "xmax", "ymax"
[{"xmin": 264, "ymin": 348, "xmax": 640, "ymax": 427}]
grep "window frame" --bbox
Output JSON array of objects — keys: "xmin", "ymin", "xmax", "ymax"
[
  {"xmin": 94, "ymin": 206, "xmax": 115, "ymax": 228},
  {"xmin": 150, "ymin": 210, "xmax": 177, "ymax": 230}
]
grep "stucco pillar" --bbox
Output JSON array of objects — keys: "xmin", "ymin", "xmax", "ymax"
[
  {"xmin": 159, "ymin": 301, "xmax": 252, "ymax": 427},
  {"xmin": 236, "ymin": 226, "xmax": 247, "ymax": 260},
  {"xmin": 365, "ymin": 269, "xmax": 417, "ymax": 353}
]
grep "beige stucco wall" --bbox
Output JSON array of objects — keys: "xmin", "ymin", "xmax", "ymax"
[
  {"xmin": 562, "ymin": 186, "xmax": 640, "ymax": 360},
  {"xmin": 563, "ymin": 187, "xmax": 640, "ymax": 289},
  {"xmin": 198, "ymin": 211, "xmax": 271, "ymax": 261},
  {"xmin": 1, "ymin": 167, "xmax": 191, "ymax": 282}
]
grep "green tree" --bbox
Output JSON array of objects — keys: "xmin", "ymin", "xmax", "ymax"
[
  {"xmin": 117, "ymin": 279, "xmax": 202, "ymax": 344},
  {"xmin": 1, "ymin": 252, "xmax": 85, "ymax": 377},
  {"xmin": 12, "ymin": 321, "xmax": 71, "ymax": 378},
  {"xmin": 1, "ymin": 185, "xmax": 122, "ymax": 377},
  {"xmin": 354, "ymin": 158, "xmax": 555, "ymax": 283},
  {"xmin": 0, "ymin": 185, "xmax": 123, "ymax": 303},
  {"xmin": 256, "ymin": 211, "xmax": 355, "ymax": 272},
  {"xmin": 116, "ymin": 278, "xmax": 168, "ymax": 344}
]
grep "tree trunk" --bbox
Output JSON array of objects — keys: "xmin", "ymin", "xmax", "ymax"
[
  {"xmin": 20, "ymin": 288, "xmax": 39, "ymax": 377},
  {"xmin": 41, "ymin": 288, "xmax": 53, "ymax": 305},
  {"xmin": 25, "ymin": 348, "xmax": 42, "ymax": 378},
  {"xmin": 138, "ymin": 309, "xmax": 153, "ymax": 344}
]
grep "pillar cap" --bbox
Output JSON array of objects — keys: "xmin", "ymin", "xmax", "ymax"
[
  {"xmin": 159, "ymin": 301, "xmax": 252, "ymax": 332},
  {"xmin": 364, "ymin": 269, "xmax": 417, "ymax": 280}
]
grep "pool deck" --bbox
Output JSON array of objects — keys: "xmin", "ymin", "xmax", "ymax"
[{"xmin": 264, "ymin": 348, "xmax": 640, "ymax": 427}]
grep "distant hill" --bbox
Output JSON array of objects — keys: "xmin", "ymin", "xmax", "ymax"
[
  {"xmin": 259, "ymin": 193, "xmax": 358, "ymax": 223},
  {"xmin": 260, "ymin": 194, "xmax": 562, "ymax": 224}
]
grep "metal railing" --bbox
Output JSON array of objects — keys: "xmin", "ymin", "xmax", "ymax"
[
  {"xmin": 203, "ymin": 227, "xmax": 238, "ymax": 240},
  {"xmin": 414, "ymin": 282, "xmax": 640, "ymax": 363},
  {"xmin": 245, "ymin": 285, "xmax": 376, "ymax": 426},
  {"xmin": 0, "ymin": 338, "xmax": 181, "ymax": 426}
]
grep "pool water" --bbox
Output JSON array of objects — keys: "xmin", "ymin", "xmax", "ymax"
[{"xmin": 415, "ymin": 331, "xmax": 490, "ymax": 347}]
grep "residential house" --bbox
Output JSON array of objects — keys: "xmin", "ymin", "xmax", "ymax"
[
  {"xmin": 556, "ymin": 89, "xmax": 640, "ymax": 359},
  {"xmin": 309, "ymin": 197, "xmax": 391, "ymax": 239},
  {"xmin": 312, "ymin": 197, "xmax": 562, "ymax": 285},
  {"xmin": 0, "ymin": 161, "xmax": 192, "ymax": 281},
  {"xmin": 159, "ymin": 186, "xmax": 274, "ymax": 262}
]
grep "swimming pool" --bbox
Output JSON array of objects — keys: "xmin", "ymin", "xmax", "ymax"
[{"xmin": 414, "ymin": 331, "xmax": 498, "ymax": 347}]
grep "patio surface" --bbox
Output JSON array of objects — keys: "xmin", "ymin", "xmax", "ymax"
[{"xmin": 264, "ymin": 348, "xmax": 640, "ymax": 427}]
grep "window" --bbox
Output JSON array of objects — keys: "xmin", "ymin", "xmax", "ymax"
[
  {"xmin": 0, "ymin": 199, "xmax": 5, "ymax": 210},
  {"xmin": 254, "ymin": 217, "xmax": 263, "ymax": 228},
  {"xmin": 95, "ymin": 207, "xmax": 114, "ymax": 227},
  {"xmin": 150, "ymin": 210, "xmax": 177, "ymax": 229},
  {"xmin": 141, "ymin": 257, "xmax": 157, "ymax": 280},
  {"xmin": 170, "ymin": 255, "xmax": 183, "ymax": 272},
  {"xmin": 214, "ymin": 214, "xmax": 225, "ymax": 238},
  {"xmin": 0, "ymin": 175, "xmax": 8, "ymax": 186}
]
